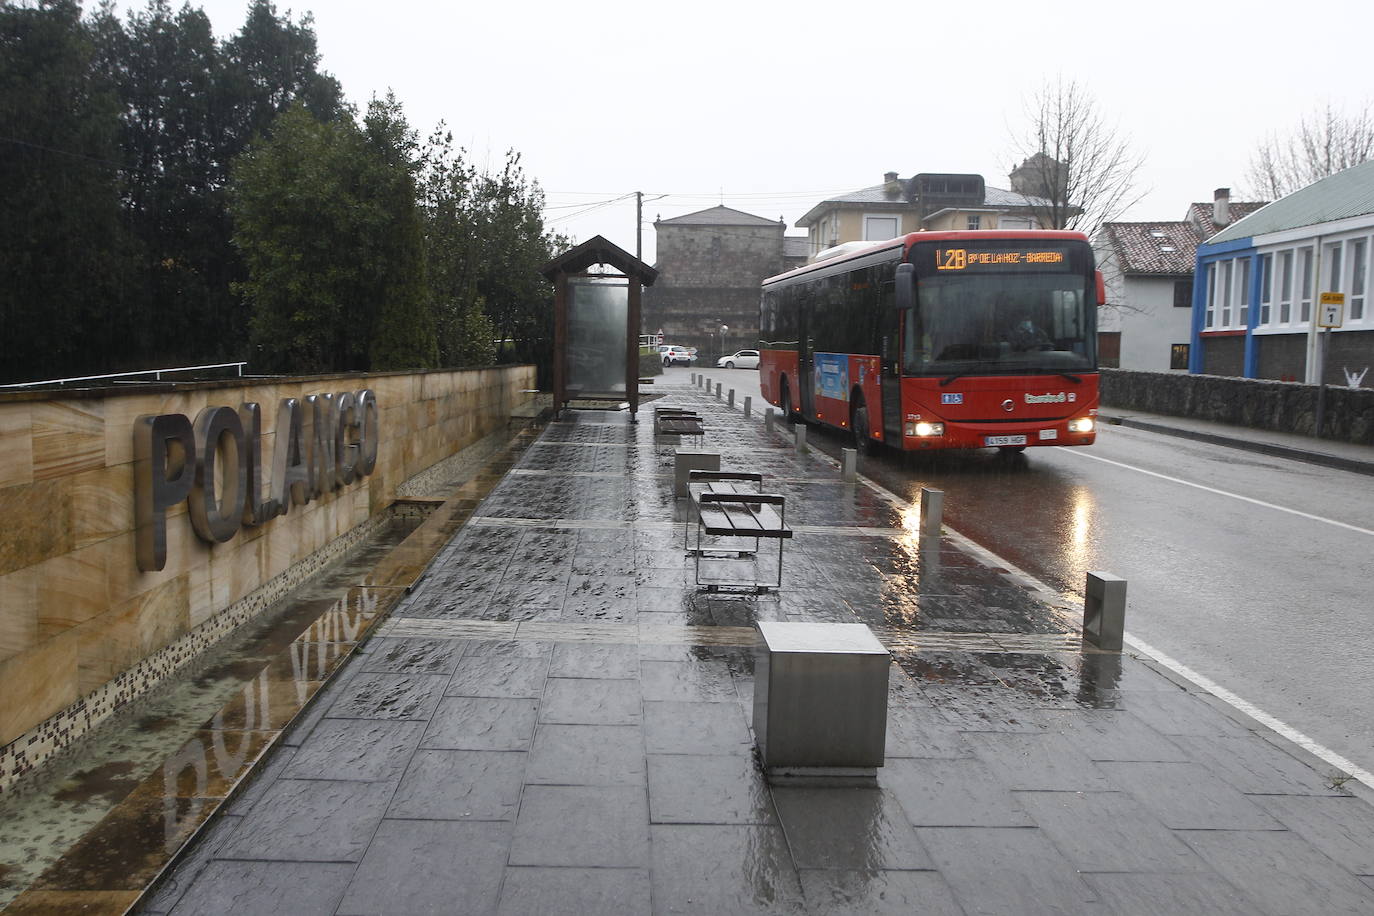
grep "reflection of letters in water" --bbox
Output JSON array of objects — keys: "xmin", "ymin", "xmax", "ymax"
[
  {"xmin": 159, "ymin": 589, "xmax": 377, "ymax": 842},
  {"xmin": 814, "ymin": 353, "xmax": 850, "ymax": 401}
]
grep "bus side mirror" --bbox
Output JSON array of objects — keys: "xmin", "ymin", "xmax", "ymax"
[
  {"xmin": 1095, "ymin": 270, "xmax": 1106, "ymax": 306},
  {"xmin": 896, "ymin": 263, "xmax": 914, "ymax": 311}
]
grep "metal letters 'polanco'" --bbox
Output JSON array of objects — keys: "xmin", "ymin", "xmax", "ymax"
[{"xmin": 133, "ymin": 390, "xmax": 379, "ymax": 572}]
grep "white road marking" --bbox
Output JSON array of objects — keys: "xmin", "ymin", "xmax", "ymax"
[
  {"xmin": 1124, "ymin": 632, "xmax": 1374, "ymax": 789},
  {"xmin": 1061, "ymin": 448, "xmax": 1374, "ymax": 537},
  {"xmin": 851, "ymin": 465, "xmax": 1374, "ymax": 791}
]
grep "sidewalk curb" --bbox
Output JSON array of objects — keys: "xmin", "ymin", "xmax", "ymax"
[{"xmin": 1100, "ymin": 413, "xmax": 1374, "ymax": 477}]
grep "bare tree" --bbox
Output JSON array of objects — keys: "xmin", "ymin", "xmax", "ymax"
[
  {"xmin": 1246, "ymin": 102, "xmax": 1374, "ymax": 198},
  {"xmin": 1007, "ymin": 76, "xmax": 1146, "ymax": 238}
]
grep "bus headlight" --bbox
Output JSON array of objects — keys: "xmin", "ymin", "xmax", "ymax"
[
  {"xmin": 906, "ymin": 421, "xmax": 945, "ymax": 437},
  {"xmin": 1068, "ymin": 417, "xmax": 1095, "ymax": 433}
]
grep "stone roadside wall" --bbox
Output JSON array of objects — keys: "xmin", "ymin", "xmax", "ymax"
[
  {"xmin": 0, "ymin": 365, "xmax": 533, "ymax": 785},
  {"xmin": 1101, "ymin": 368, "xmax": 1374, "ymax": 444}
]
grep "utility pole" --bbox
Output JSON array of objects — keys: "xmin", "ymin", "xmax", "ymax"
[{"xmin": 636, "ymin": 191, "xmax": 643, "ymax": 262}]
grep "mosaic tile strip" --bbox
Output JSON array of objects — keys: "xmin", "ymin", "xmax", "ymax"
[{"xmin": 395, "ymin": 427, "xmax": 516, "ymax": 499}]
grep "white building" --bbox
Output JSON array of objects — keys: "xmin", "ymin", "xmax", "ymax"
[{"xmin": 1096, "ymin": 191, "xmax": 1265, "ymax": 370}]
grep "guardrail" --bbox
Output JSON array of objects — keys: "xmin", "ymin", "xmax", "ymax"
[{"xmin": 0, "ymin": 361, "xmax": 247, "ymax": 390}]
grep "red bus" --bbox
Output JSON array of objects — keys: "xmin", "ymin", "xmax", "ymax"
[{"xmin": 759, "ymin": 230, "xmax": 1104, "ymax": 453}]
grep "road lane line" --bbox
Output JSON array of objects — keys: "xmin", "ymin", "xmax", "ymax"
[
  {"xmin": 851, "ymin": 469, "xmax": 1374, "ymax": 792},
  {"xmin": 1123, "ymin": 632, "xmax": 1374, "ymax": 789},
  {"xmin": 1061, "ymin": 449, "xmax": 1374, "ymax": 537}
]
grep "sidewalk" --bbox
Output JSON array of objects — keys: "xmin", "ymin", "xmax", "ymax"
[
  {"xmin": 1097, "ymin": 408, "xmax": 1374, "ymax": 476},
  {"xmin": 136, "ymin": 375, "xmax": 1374, "ymax": 915}
]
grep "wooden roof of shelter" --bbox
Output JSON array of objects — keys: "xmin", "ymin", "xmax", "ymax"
[{"xmin": 541, "ymin": 235, "xmax": 658, "ymax": 285}]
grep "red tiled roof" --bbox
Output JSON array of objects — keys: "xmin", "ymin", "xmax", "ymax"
[
  {"xmin": 1101, "ymin": 222, "xmax": 1199, "ymax": 275},
  {"xmin": 1103, "ymin": 200, "xmax": 1269, "ymax": 275}
]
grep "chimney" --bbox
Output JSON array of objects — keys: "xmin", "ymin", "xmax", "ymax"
[
  {"xmin": 883, "ymin": 171, "xmax": 901, "ymax": 197},
  {"xmin": 1213, "ymin": 188, "xmax": 1231, "ymax": 227}
]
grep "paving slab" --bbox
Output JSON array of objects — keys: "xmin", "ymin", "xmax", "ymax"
[{"xmin": 138, "ymin": 375, "xmax": 1374, "ymax": 915}]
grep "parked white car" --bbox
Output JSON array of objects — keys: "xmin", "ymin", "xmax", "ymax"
[
  {"xmin": 716, "ymin": 349, "xmax": 760, "ymax": 369},
  {"xmin": 661, "ymin": 345, "xmax": 696, "ymax": 366}
]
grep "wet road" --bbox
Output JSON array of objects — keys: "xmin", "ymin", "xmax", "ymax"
[{"xmin": 689, "ymin": 366, "xmax": 1374, "ymax": 777}]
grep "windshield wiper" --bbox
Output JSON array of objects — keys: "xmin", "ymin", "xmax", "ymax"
[
  {"xmin": 1055, "ymin": 373, "xmax": 1083, "ymax": 384},
  {"xmin": 938, "ymin": 374, "xmax": 966, "ymax": 386}
]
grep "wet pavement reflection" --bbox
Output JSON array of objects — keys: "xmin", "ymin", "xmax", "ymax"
[
  {"xmin": 12, "ymin": 380, "xmax": 1374, "ymax": 915},
  {"xmin": 0, "ymin": 425, "xmax": 541, "ymax": 913}
]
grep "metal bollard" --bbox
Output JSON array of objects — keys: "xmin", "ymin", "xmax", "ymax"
[
  {"xmin": 743, "ymin": 396, "xmax": 752, "ymax": 418},
  {"xmin": 765, "ymin": 409, "xmax": 775, "ymax": 432},
  {"xmin": 841, "ymin": 448, "xmax": 857, "ymax": 481},
  {"xmin": 919, "ymin": 487, "xmax": 943, "ymax": 543},
  {"xmin": 1083, "ymin": 572, "xmax": 1127, "ymax": 651},
  {"xmin": 691, "ymin": 372, "xmax": 697, "ymax": 385},
  {"xmin": 794, "ymin": 424, "xmax": 808, "ymax": 453},
  {"xmin": 727, "ymin": 389, "xmax": 735, "ymax": 408},
  {"xmin": 715, "ymin": 382, "xmax": 722, "ymax": 399}
]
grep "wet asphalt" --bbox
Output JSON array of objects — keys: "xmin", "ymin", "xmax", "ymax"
[{"xmin": 135, "ymin": 372, "xmax": 1374, "ymax": 915}]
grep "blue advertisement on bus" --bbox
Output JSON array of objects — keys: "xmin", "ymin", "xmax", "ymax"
[{"xmin": 814, "ymin": 353, "xmax": 849, "ymax": 401}]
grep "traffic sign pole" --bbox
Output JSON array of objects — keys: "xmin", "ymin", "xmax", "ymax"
[{"xmin": 1315, "ymin": 292, "xmax": 1345, "ymax": 437}]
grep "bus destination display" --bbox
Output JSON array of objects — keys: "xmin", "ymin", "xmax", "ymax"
[{"xmin": 933, "ymin": 247, "xmax": 1068, "ymax": 271}]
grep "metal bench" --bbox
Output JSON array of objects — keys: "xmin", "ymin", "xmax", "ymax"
[
  {"xmin": 654, "ymin": 406, "xmax": 705, "ymax": 436},
  {"xmin": 685, "ymin": 470, "xmax": 792, "ymax": 590}
]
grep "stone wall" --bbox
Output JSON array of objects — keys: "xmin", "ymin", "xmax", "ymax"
[
  {"xmin": 1100, "ymin": 368, "xmax": 1374, "ymax": 443},
  {"xmin": 0, "ymin": 365, "xmax": 533, "ymax": 782}
]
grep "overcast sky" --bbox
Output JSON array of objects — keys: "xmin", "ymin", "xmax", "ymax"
[{"xmin": 123, "ymin": 0, "xmax": 1372, "ymax": 263}]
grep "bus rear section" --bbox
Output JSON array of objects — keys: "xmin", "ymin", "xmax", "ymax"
[{"xmin": 759, "ymin": 231, "xmax": 1102, "ymax": 452}]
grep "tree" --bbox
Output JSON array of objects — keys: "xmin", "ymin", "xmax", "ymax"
[
  {"xmin": 418, "ymin": 138, "xmax": 569, "ymax": 371},
  {"xmin": 419, "ymin": 128, "xmax": 496, "ymax": 366},
  {"xmin": 360, "ymin": 92, "xmax": 436, "ymax": 370},
  {"xmin": 0, "ymin": 0, "xmax": 129, "ymax": 384},
  {"xmin": 230, "ymin": 102, "xmax": 436, "ymax": 373},
  {"xmin": 1247, "ymin": 102, "xmax": 1374, "ymax": 199},
  {"xmin": 1007, "ymin": 76, "xmax": 1145, "ymax": 238}
]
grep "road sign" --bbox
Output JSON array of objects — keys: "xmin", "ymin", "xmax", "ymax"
[{"xmin": 1319, "ymin": 291, "xmax": 1345, "ymax": 328}]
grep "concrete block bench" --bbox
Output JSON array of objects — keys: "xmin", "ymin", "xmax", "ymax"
[{"xmin": 753, "ymin": 621, "xmax": 889, "ymax": 784}]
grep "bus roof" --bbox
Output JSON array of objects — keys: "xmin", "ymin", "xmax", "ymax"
[{"xmin": 762, "ymin": 229, "xmax": 1092, "ymax": 286}]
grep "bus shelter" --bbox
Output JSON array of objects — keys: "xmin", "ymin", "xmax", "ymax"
[{"xmin": 542, "ymin": 235, "xmax": 658, "ymax": 420}]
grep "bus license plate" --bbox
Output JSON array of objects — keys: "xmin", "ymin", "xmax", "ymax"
[{"xmin": 984, "ymin": 435, "xmax": 1027, "ymax": 447}]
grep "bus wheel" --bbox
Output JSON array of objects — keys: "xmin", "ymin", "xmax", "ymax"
[{"xmin": 852, "ymin": 399, "xmax": 878, "ymax": 455}]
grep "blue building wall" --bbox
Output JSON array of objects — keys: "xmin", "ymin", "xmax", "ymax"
[{"xmin": 1191, "ymin": 236, "xmax": 1256, "ymax": 375}]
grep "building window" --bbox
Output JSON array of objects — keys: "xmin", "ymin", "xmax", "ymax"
[
  {"xmin": 1220, "ymin": 259, "xmax": 1232, "ymax": 327},
  {"xmin": 1352, "ymin": 238, "xmax": 1366, "ymax": 320},
  {"xmin": 1237, "ymin": 256, "xmax": 1251, "ymax": 327},
  {"xmin": 1259, "ymin": 253, "xmax": 1272, "ymax": 325},
  {"xmin": 863, "ymin": 215, "xmax": 899, "ymax": 241},
  {"xmin": 999, "ymin": 217, "xmax": 1034, "ymax": 230},
  {"xmin": 1299, "ymin": 247, "xmax": 1314, "ymax": 322},
  {"xmin": 1279, "ymin": 250, "xmax": 1293, "ymax": 323},
  {"xmin": 1098, "ymin": 331, "xmax": 1121, "ymax": 368},
  {"xmin": 1173, "ymin": 279, "xmax": 1191, "ymax": 308},
  {"xmin": 1326, "ymin": 242, "xmax": 1343, "ymax": 293},
  {"xmin": 1170, "ymin": 343, "xmax": 1190, "ymax": 370},
  {"xmin": 1205, "ymin": 263, "xmax": 1216, "ymax": 328}
]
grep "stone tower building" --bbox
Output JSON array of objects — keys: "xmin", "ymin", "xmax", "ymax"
[{"xmin": 645, "ymin": 206, "xmax": 805, "ymax": 361}]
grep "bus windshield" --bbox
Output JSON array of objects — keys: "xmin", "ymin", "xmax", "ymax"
[{"xmin": 903, "ymin": 272, "xmax": 1094, "ymax": 377}]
